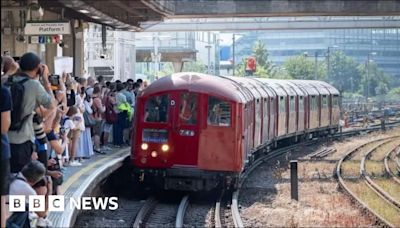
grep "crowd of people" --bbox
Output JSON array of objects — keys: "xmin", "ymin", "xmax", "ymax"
[{"xmin": 0, "ymin": 52, "xmax": 145, "ymax": 228}]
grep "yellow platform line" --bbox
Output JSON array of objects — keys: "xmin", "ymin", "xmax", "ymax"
[{"xmin": 60, "ymin": 149, "xmax": 129, "ymax": 194}]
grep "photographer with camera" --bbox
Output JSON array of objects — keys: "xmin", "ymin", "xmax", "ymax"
[{"xmin": 6, "ymin": 52, "xmax": 56, "ymax": 173}]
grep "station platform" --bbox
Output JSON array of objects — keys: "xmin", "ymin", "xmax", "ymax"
[{"xmin": 47, "ymin": 147, "xmax": 131, "ymax": 227}]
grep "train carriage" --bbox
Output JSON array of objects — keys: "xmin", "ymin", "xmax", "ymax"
[{"xmin": 131, "ymin": 73, "xmax": 340, "ymax": 191}]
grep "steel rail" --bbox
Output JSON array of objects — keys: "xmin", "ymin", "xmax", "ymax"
[
  {"xmin": 360, "ymin": 139, "xmax": 400, "ymax": 210},
  {"xmin": 336, "ymin": 136, "xmax": 400, "ymax": 228},
  {"xmin": 132, "ymin": 197, "xmax": 158, "ymax": 228},
  {"xmin": 384, "ymin": 147, "xmax": 400, "ymax": 185},
  {"xmin": 175, "ymin": 195, "xmax": 189, "ymax": 228},
  {"xmin": 231, "ymin": 141, "xmax": 316, "ymax": 228},
  {"xmin": 214, "ymin": 200, "xmax": 222, "ymax": 228}
]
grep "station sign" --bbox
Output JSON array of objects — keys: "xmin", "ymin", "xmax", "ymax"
[{"xmin": 25, "ymin": 21, "xmax": 71, "ymax": 35}]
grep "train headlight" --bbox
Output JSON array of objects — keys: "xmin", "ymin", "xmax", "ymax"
[
  {"xmin": 141, "ymin": 143, "xmax": 148, "ymax": 150},
  {"xmin": 151, "ymin": 151, "xmax": 158, "ymax": 158},
  {"xmin": 161, "ymin": 144, "xmax": 169, "ymax": 152}
]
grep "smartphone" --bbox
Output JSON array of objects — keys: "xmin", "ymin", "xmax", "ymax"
[{"xmin": 49, "ymin": 75, "xmax": 60, "ymax": 86}]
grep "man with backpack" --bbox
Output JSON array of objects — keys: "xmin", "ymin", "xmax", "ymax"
[{"xmin": 6, "ymin": 52, "xmax": 56, "ymax": 173}]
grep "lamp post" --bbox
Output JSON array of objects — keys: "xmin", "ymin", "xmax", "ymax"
[
  {"xmin": 366, "ymin": 52, "xmax": 377, "ymax": 102},
  {"xmin": 314, "ymin": 51, "xmax": 318, "ymax": 80},
  {"xmin": 232, "ymin": 33, "xmax": 244, "ymax": 76},
  {"xmin": 302, "ymin": 51, "xmax": 318, "ymax": 80},
  {"xmin": 205, "ymin": 45, "xmax": 212, "ymax": 74},
  {"xmin": 326, "ymin": 45, "xmax": 339, "ymax": 82}
]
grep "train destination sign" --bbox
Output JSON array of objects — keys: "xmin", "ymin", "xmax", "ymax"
[{"xmin": 25, "ymin": 21, "xmax": 71, "ymax": 35}]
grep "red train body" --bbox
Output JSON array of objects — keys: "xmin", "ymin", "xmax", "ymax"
[{"xmin": 131, "ymin": 73, "xmax": 340, "ymax": 191}]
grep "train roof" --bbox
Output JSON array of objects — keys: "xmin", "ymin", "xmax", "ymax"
[
  {"xmin": 140, "ymin": 72, "xmax": 249, "ymax": 103},
  {"xmin": 141, "ymin": 73, "xmax": 339, "ymax": 103}
]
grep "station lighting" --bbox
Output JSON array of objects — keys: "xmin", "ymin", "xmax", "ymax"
[
  {"xmin": 161, "ymin": 144, "xmax": 169, "ymax": 152},
  {"xmin": 78, "ymin": 9, "xmax": 90, "ymax": 14},
  {"xmin": 151, "ymin": 151, "xmax": 158, "ymax": 158},
  {"xmin": 141, "ymin": 143, "xmax": 149, "ymax": 150}
]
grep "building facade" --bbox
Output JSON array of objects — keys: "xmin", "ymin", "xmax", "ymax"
[{"xmin": 233, "ymin": 28, "xmax": 400, "ymax": 78}]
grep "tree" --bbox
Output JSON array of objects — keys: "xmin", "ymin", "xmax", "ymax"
[
  {"xmin": 358, "ymin": 62, "xmax": 391, "ymax": 98},
  {"xmin": 328, "ymin": 51, "xmax": 361, "ymax": 93},
  {"xmin": 182, "ymin": 61, "xmax": 207, "ymax": 73},
  {"xmin": 283, "ymin": 55, "xmax": 326, "ymax": 80}
]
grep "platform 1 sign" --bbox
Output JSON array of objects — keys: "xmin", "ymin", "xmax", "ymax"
[{"xmin": 25, "ymin": 21, "xmax": 71, "ymax": 35}]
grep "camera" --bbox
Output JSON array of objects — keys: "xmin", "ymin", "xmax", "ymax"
[{"xmin": 49, "ymin": 74, "xmax": 60, "ymax": 86}]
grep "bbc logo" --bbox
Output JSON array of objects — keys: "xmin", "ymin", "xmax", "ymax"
[
  {"xmin": 9, "ymin": 195, "xmax": 118, "ymax": 212},
  {"xmin": 9, "ymin": 195, "xmax": 64, "ymax": 212}
]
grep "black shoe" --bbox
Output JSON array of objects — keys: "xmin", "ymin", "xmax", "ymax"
[{"xmin": 94, "ymin": 149, "xmax": 106, "ymax": 155}]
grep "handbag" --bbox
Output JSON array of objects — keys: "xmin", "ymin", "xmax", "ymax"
[{"xmin": 83, "ymin": 111, "xmax": 96, "ymax": 127}]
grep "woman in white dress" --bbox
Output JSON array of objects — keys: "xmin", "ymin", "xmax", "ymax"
[{"xmin": 76, "ymin": 87, "xmax": 94, "ymax": 159}]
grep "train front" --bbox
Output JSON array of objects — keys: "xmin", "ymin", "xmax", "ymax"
[{"xmin": 131, "ymin": 73, "xmax": 243, "ymax": 191}]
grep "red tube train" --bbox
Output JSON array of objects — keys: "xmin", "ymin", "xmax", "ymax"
[{"xmin": 131, "ymin": 72, "xmax": 340, "ymax": 191}]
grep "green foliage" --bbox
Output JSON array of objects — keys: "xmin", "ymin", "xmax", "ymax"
[
  {"xmin": 328, "ymin": 51, "xmax": 361, "ymax": 92},
  {"xmin": 358, "ymin": 62, "xmax": 392, "ymax": 97},
  {"xmin": 182, "ymin": 61, "xmax": 207, "ymax": 73},
  {"xmin": 387, "ymin": 87, "xmax": 400, "ymax": 102},
  {"xmin": 283, "ymin": 55, "xmax": 326, "ymax": 80},
  {"xmin": 235, "ymin": 40, "xmax": 276, "ymax": 77}
]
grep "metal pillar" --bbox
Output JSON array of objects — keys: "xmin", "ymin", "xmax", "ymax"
[
  {"xmin": 290, "ymin": 160, "xmax": 298, "ymax": 201},
  {"xmin": 232, "ymin": 34, "xmax": 235, "ymax": 76},
  {"xmin": 205, "ymin": 45, "xmax": 211, "ymax": 74},
  {"xmin": 314, "ymin": 51, "xmax": 318, "ymax": 80}
]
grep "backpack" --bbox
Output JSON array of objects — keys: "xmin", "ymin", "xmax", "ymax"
[
  {"xmin": 105, "ymin": 95, "xmax": 117, "ymax": 124},
  {"xmin": 5, "ymin": 75, "xmax": 31, "ymax": 131}
]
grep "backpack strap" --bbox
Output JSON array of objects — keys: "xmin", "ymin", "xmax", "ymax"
[{"xmin": 9, "ymin": 173, "xmax": 27, "ymax": 183}]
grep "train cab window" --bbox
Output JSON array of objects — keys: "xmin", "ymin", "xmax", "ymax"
[
  {"xmin": 208, "ymin": 96, "xmax": 231, "ymax": 127},
  {"xmin": 179, "ymin": 92, "xmax": 198, "ymax": 125},
  {"xmin": 144, "ymin": 94, "xmax": 169, "ymax": 123},
  {"xmin": 322, "ymin": 95, "xmax": 328, "ymax": 108}
]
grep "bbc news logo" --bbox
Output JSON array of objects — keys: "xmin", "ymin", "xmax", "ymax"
[{"xmin": 9, "ymin": 196, "xmax": 119, "ymax": 212}]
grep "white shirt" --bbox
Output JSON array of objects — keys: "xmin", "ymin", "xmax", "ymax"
[{"xmin": 9, "ymin": 173, "xmax": 37, "ymax": 202}]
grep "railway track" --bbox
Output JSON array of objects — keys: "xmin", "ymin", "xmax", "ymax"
[
  {"xmin": 336, "ymin": 136, "xmax": 400, "ymax": 227},
  {"xmin": 384, "ymin": 145, "xmax": 400, "ymax": 185},
  {"xmin": 230, "ymin": 140, "xmax": 317, "ymax": 228}
]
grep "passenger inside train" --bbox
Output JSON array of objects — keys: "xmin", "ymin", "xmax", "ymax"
[{"xmin": 179, "ymin": 93, "xmax": 197, "ymax": 124}]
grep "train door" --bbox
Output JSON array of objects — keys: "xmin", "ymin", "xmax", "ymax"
[{"xmin": 170, "ymin": 91, "xmax": 200, "ymax": 166}]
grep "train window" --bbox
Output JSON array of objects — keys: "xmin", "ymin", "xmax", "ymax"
[
  {"xmin": 333, "ymin": 95, "xmax": 340, "ymax": 108},
  {"xmin": 144, "ymin": 94, "xmax": 169, "ymax": 123},
  {"xmin": 279, "ymin": 96, "xmax": 286, "ymax": 113},
  {"xmin": 179, "ymin": 92, "xmax": 198, "ymax": 125},
  {"xmin": 299, "ymin": 96, "xmax": 304, "ymax": 111},
  {"xmin": 322, "ymin": 95, "xmax": 328, "ymax": 108},
  {"xmin": 289, "ymin": 96, "xmax": 295, "ymax": 112},
  {"xmin": 208, "ymin": 96, "xmax": 231, "ymax": 127},
  {"xmin": 311, "ymin": 96, "xmax": 318, "ymax": 111}
]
